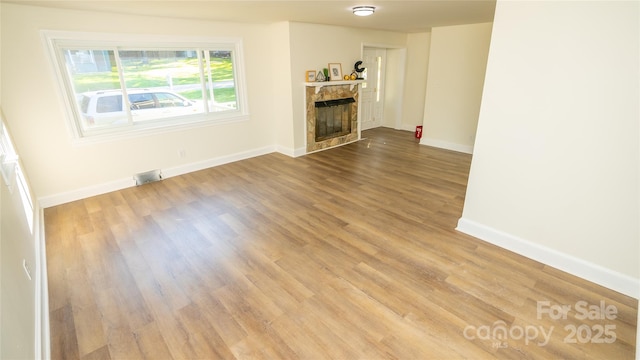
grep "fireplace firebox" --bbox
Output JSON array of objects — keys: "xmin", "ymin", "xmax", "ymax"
[{"xmin": 314, "ymin": 98, "xmax": 355, "ymax": 141}]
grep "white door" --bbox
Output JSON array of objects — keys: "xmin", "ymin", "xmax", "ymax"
[{"xmin": 360, "ymin": 48, "xmax": 386, "ymax": 130}]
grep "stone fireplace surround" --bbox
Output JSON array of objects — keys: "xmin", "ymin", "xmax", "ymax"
[{"xmin": 305, "ymin": 82, "xmax": 360, "ymax": 153}]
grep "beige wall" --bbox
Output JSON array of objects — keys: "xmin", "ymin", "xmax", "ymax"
[
  {"xmin": 400, "ymin": 32, "xmax": 431, "ymax": 131},
  {"xmin": 420, "ymin": 22, "xmax": 493, "ymax": 153},
  {"xmin": 459, "ymin": 1, "xmax": 639, "ymax": 295}
]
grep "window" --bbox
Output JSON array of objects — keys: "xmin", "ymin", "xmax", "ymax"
[
  {"xmin": 0, "ymin": 121, "xmax": 18, "ymax": 185},
  {"xmin": 0, "ymin": 119, "xmax": 34, "ymax": 233},
  {"xmin": 43, "ymin": 31, "xmax": 249, "ymax": 141}
]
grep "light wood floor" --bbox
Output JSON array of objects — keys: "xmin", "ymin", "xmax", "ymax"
[{"xmin": 45, "ymin": 128, "xmax": 637, "ymax": 359}]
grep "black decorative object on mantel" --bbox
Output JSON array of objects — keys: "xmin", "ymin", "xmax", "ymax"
[{"xmin": 353, "ymin": 60, "xmax": 365, "ymax": 79}]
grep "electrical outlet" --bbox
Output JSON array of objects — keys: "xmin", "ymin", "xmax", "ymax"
[
  {"xmin": 23, "ymin": 259, "xmax": 32, "ymax": 281},
  {"xmin": 178, "ymin": 149, "xmax": 186, "ymax": 158}
]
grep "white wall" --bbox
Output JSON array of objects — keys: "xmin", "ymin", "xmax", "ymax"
[
  {"xmin": 1, "ymin": 3, "xmax": 277, "ymax": 203},
  {"xmin": 420, "ymin": 22, "xmax": 493, "ymax": 154},
  {"xmin": 458, "ymin": 1, "xmax": 639, "ymax": 297},
  {"xmin": 400, "ymin": 32, "xmax": 431, "ymax": 131}
]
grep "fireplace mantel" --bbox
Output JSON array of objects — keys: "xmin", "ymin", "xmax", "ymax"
[{"xmin": 304, "ymin": 80, "xmax": 365, "ymax": 94}]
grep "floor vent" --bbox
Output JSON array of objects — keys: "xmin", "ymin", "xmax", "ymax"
[{"xmin": 134, "ymin": 169, "xmax": 162, "ymax": 186}]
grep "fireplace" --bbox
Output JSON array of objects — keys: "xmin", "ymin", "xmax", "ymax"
[{"xmin": 306, "ymin": 83, "xmax": 360, "ymax": 153}]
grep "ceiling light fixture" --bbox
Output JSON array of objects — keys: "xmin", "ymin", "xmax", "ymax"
[{"xmin": 352, "ymin": 6, "xmax": 375, "ymax": 17}]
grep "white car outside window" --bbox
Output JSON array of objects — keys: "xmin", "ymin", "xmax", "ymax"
[{"xmin": 80, "ymin": 89, "xmax": 203, "ymax": 127}]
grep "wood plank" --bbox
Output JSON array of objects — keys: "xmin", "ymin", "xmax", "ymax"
[{"xmin": 49, "ymin": 304, "xmax": 80, "ymax": 360}]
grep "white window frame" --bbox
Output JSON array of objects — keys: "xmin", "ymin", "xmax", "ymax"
[
  {"xmin": 42, "ymin": 30, "xmax": 250, "ymax": 144},
  {"xmin": 0, "ymin": 121, "xmax": 18, "ymax": 187},
  {"xmin": 0, "ymin": 119, "xmax": 34, "ymax": 233}
]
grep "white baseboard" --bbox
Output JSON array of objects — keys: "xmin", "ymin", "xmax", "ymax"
[
  {"xmin": 276, "ymin": 145, "xmax": 306, "ymax": 158},
  {"xmin": 38, "ymin": 145, "xmax": 276, "ymax": 208},
  {"xmin": 38, "ymin": 177, "xmax": 133, "ymax": 208},
  {"xmin": 456, "ymin": 217, "xmax": 640, "ymax": 299},
  {"xmin": 396, "ymin": 124, "xmax": 417, "ymax": 132},
  {"xmin": 420, "ymin": 137, "xmax": 473, "ymax": 154},
  {"xmin": 292, "ymin": 147, "xmax": 307, "ymax": 157},
  {"xmin": 162, "ymin": 145, "xmax": 276, "ymax": 178}
]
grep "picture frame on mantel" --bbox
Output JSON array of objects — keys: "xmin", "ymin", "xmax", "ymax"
[
  {"xmin": 305, "ymin": 70, "xmax": 316, "ymax": 82},
  {"xmin": 328, "ymin": 63, "xmax": 342, "ymax": 81}
]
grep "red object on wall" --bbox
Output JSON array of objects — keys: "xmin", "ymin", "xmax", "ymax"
[{"xmin": 415, "ymin": 125, "xmax": 423, "ymax": 139}]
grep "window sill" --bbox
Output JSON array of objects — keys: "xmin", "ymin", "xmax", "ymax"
[{"xmin": 70, "ymin": 113, "xmax": 250, "ymax": 146}]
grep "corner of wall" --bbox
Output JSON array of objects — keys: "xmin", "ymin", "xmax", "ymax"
[
  {"xmin": 268, "ymin": 21, "xmax": 296, "ymax": 151},
  {"xmin": 421, "ymin": 22, "xmax": 492, "ymax": 153},
  {"xmin": 419, "ymin": 137, "xmax": 473, "ymax": 154}
]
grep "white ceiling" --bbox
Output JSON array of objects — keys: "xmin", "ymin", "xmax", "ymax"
[{"xmin": 5, "ymin": 0, "xmax": 496, "ymax": 33}]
